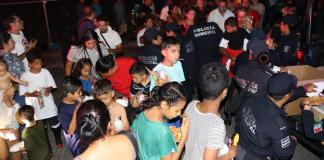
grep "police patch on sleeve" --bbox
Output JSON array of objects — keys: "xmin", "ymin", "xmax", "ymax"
[
  {"xmin": 313, "ymin": 121, "xmax": 323, "ymax": 134},
  {"xmin": 281, "ymin": 136, "xmax": 290, "ymax": 148}
]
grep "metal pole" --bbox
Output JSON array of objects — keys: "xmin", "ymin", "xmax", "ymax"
[{"xmin": 42, "ymin": 0, "xmax": 52, "ymax": 45}]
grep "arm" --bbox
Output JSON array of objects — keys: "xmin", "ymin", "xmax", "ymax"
[
  {"xmin": 130, "ymin": 95, "xmax": 141, "ymax": 108},
  {"xmin": 203, "ymin": 146, "xmax": 236, "ymax": 160},
  {"xmin": 120, "ymin": 107, "xmax": 130, "ymax": 131},
  {"xmin": 8, "ymin": 73, "xmax": 28, "ymax": 86},
  {"xmin": 67, "ymin": 103, "xmax": 81, "ymax": 135},
  {"xmin": 219, "ymin": 47, "xmax": 232, "ymax": 60},
  {"xmin": 108, "ymin": 43, "xmax": 123, "ymax": 54},
  {"xmin": 65, "ymin": 60, "xmax": 73, "ymax": 76},
  {"xmin": 17, "ymin": 40, "xmax": 37, "ymax": 61},
  {"xmin": 302, "ymin": 103, "xmax": 324, "ymax": 141}
]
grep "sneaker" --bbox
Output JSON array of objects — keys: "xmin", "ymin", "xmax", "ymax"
[{"xmin": 9, "ymin": 141, "xmax": 24, "ymax": 152}]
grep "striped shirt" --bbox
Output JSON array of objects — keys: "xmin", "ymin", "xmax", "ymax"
[{"xmin": 183, "ymin": 100, "xmax": 226, "ymax": 160}]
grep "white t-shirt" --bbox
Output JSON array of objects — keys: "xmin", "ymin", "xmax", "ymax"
[
  {"xmin": 95, "ymin": 27, "xmax": 122, "ymax": 50},
  {"xmin": 184, "ymin": 100, "xmax": 226, "ymax": 160},
  {"xmin": 67, "ymin": 43, "xmax": 110, "ymax": 66},
  {"xmin": 19, "ymin": 68, "xmax": 58, "ymax": 120},
  {"xmin": 0, "ymin": 92, "xmax": 20, "ymax": 130},
  {"xmin": 137, "ymin": 28, "xmax": 146, "ymax": 47},
  {"xmin": 153, "ymin": 61, "xmax": 185, "ymax": 84},
  {"xmin": 9, "ymin": 31, "xmax": 29, "ymax": 70},
  {"xmin": 207, "ymin": 9, "xmax": 235, "ymax": 32}
]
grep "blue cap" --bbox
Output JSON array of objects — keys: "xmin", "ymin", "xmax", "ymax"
[
  {"xmin": 247, "ymin": 39, "xmax": 269, "ymax": 57},
  {"xmin": 267, "ymin": 72, "xmax": 297, "ymax": 97},
  {"xmin": 143, "ymin": 27, "xmax": 160, "ymax": 42},
  {"xmin": 164, "ymin": 23, "xmax": 179, "ymax": 32}
]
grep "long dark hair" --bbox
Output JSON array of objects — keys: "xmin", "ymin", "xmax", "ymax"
[
  {"xmin": 71, "ymin": 58, "xmax": 92, "ymax": 78},
  {"xmin": 141, "ymin": 82, "xmax": 186, "ymax": 110},
  {"xmin": 0, "ymin": 31, "xmax": 11, "ymax": 50},
  {"xmin": 77, "ymin": 99, "xmax": 110, "ymax": 152},
  {"xmin": 80, "ymin": 29, "xmax": 104, "ymax": 59}
]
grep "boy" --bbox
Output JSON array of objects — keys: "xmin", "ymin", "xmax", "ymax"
[
  {"xmin": 58, "ymin": 76, "xmax": 83, "ymax": 156},
  {"xmin": 19, "ymin": 52, "xmax": 63, "ymax": 151},
  {"xmin": 14, "ymin": 105, "xmax": 51, "ymax": 160},
  {"xmin": 219, "ymin": 17, "xmax": 249, "ymax": 76},
  {"xmin": 184, "ymin": 63, "xmax": 236, "ymax": 160},
  {"xmin": 153, "ymin": 37, "xmax": 185, "ymax": 86},
  {"xmin": 93, "ymin": 79, "xmax": 130, "ymax": 134},
  {"xmin": 129, "ymin": 62, "xmax": 155, "ymax": 109}
]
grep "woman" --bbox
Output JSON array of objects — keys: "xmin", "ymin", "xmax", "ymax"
[
  {"xmin": 166, "ymin": 4, "xmax": 183, "ymax": 25},
  {"xmin": 0, "ymin": 31, "xmax": 26, "ymax": 107},
  {"xmin": 65, "ymin": 29, "xmax": 110, "ymax": 76},
  {"xmin": 131, "ymin": 82, "xmax": 190, "ymax": 160},
  {"xmin": 0, "ymin": 86, "xmax": 22, "ymax": 160},
  {"xmin": 74, "ymin": 99, "xmax": 137, "ymax": 160},
  {"xmin": 181, "ymin": 5, "xmax": 196, "ymax": 35}
]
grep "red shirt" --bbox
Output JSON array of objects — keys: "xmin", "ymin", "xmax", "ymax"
[{"xmin": 103, "ymin": 57, "xmax": 136, "ymax": 98}]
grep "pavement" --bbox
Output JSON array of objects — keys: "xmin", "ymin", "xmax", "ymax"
[{"xmin": 24, "ymin": 44, "xmax": 320, "ymax": 160}]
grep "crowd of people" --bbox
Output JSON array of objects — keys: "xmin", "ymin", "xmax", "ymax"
[{"xmin": 0, "ymin": 0, "xmax": 323, "ymax": 160}]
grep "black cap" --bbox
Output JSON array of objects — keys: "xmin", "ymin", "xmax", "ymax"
[
  {"xmin": 143, "ymin": 27, "xmax": 160, "ymax": 42},
  {"xmin": 267, "ymin": 72, "xmax": 297, "ymax": 97},
  {"xmin": 250, "ymin": 28, "xmax": 266, "ymax": 40},
  {"xmin": 247, "ymin": 39, "xmax": 269, "ymax": 57},
  {"xmin": 281, "ymin": 14, "xmax": 298, "ymax": 27}
]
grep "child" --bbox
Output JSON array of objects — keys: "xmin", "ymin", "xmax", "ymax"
[
  {"xmin": 71, "ymin": 58, "xmax": 94, "ymax": 96},
  {"xmin": 19, "ymin": 52, "xmax": 63, "ymax": 150},
  {"xmin": 219, "ymin": 17, "xmax": 249, "ymax": 76},
  {"xmin": 58, "ymin": 76, "xmax": 83, "ymax": 156},
  {"xmin": 153, "ymin": 37, "xmax": 186, "ymax": 127},
  {"xmin": 153, "ymin": 37, "xmax": 185, "ymax": 86},
  {"xmin": 13, "ymin": 105, "xmax": 51, "ymax": 160},
  {"xmin": 129, "ymin": 62, "xmax": 155, "ymax": 109},
  {"xmin": 0, "ymin": 58, "xmax": 28, "ymax": 96},
  {"xmin": 93, "ymin": 79, "xmax": 130, "ymax": 135},
  {"xmin": 183, "ymin": 63, "xmax": 236, "ymax": 159},
  {"xmin": 131, "ymin": 82, "xmax": 189, "ymax": 160}
]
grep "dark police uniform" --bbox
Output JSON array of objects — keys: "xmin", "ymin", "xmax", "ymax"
[
  {"xmin": 271, "ymin": 32, "xmax": 298, "ymax": 67},
  {"xmin": 136, "ymin": 44, "xmax": 163, "ymax": 70},
  {"xmin": 235, "ymin": 96, "xmax": 297, "ymax": 160}
]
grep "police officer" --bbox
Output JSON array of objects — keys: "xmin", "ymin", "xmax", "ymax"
[
  {"xmin": 235, "ymin": 72, "xmax": 298, "ymax": 160},
  {"xmin": 301, "ymin": 101, "xmax": 324, "ymax": 159},
  {"xmin": 268, "ymin": 15, "xmax": 299, "ymax": 66}
]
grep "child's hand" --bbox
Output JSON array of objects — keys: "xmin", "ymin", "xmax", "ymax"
[
  {"xmin": 22, "ymin": 81, "xmax": 29, "ymax": 86},
  {"xmin": 30, "ymin": 91, "xmax": 41, "ymax": 97},
  {"xmin": 44, "ymin": 87, "xmax": 51, "ymax": 96}
]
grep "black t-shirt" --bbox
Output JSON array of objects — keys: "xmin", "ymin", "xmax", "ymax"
[
  {"xmin": 58, "ymin": 102, "xmax": 77, "ymax": 132},
  {"xmin": 136, "ymin": 44, "xmax": 163, "ymax": 70},
  {"xmin": 271, "ymin": 32, "xmax": 298, "ymax": 66},
  {"xmin": 130, "ymin": 80, "xmax": 151, "ymax": 96},
  {"xmin": 222, "ymin": 28, "xmax": 249, "ymax": 50},
  {"xmin": 187, "ymin": 22, "xmax": 223, "ymax": 69},
  {"xmin": 179, "ymin": 34, "xmax": 197, "ymax": 80}
]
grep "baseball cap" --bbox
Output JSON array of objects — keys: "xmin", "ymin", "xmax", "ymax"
[
  {"xmin": 250, "ymin": 28, "xmax": 266, "ymax": 40},
  {"xmin": 247, "ymin": 39, "xmax": 269, "ymax": 57},
  {"xmin": 267, "ymin": 72, "xmax": 297, "ymax": 98},
  {"xmin": 143, "ymin": 27, "xmax": 161, "ymax": 42}
]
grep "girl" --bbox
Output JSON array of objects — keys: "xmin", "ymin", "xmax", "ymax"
[
  {"xmin": 131, "ymin": 82, "xmax": 190, "ymax": 160},
  {"xmin": 0, "ymin": 59, "xmax": 28, "ymax": 96},
  {"xmin": 74, "ymin": 100, "xmax": 138, "ymax": 160},
  {"xmin": 93, "ymin": 79, "xmax": 130, "ymax": 135},
  {"xmin": 72, "ymin": 58, "xmax": 94, "ymax": 95}
]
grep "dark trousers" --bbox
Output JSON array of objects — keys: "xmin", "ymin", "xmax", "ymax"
[{"xmin": 43, "ymin": 116, "xmax": 63, "ymax": 150}]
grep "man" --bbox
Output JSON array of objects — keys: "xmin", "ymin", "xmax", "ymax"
[
  {"xmin": 5, "ymin": 14, "xmax": 37, "ymax": 70},
  {"xmin": 207, "ymin": 0, "xmax": 235, "ymax": 32},
  {"xmin": 160, "ymin": 0, "xmax": 173, "ymax": 21},
  {"xmin": 95, "ymin": 15, "xmax": 123, "ymax": 54},
  {"xmin": 187, "ymin": 16, "xmax": 223, "ymax": 74},
  {"xmin": 235, "ymin": 72, "xmax": 298, "ymax": 160},
  {"xmin": 78, "ymin": 5, "xmax": 96, "ymax": 40},
  {"xmin": 136, "ymin": 27, "xmax": 163, "ymax": 70},
  {"xmin": 137, "ymin": 16, "xmax": 154, "ymax": 47},
  {"xmin": 268, "ymin": 15, "xmax": 299, "ymax": 66},
  {"xmin": 184, "ymin": 62, "xmax": 236, "ymax": 160}
]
